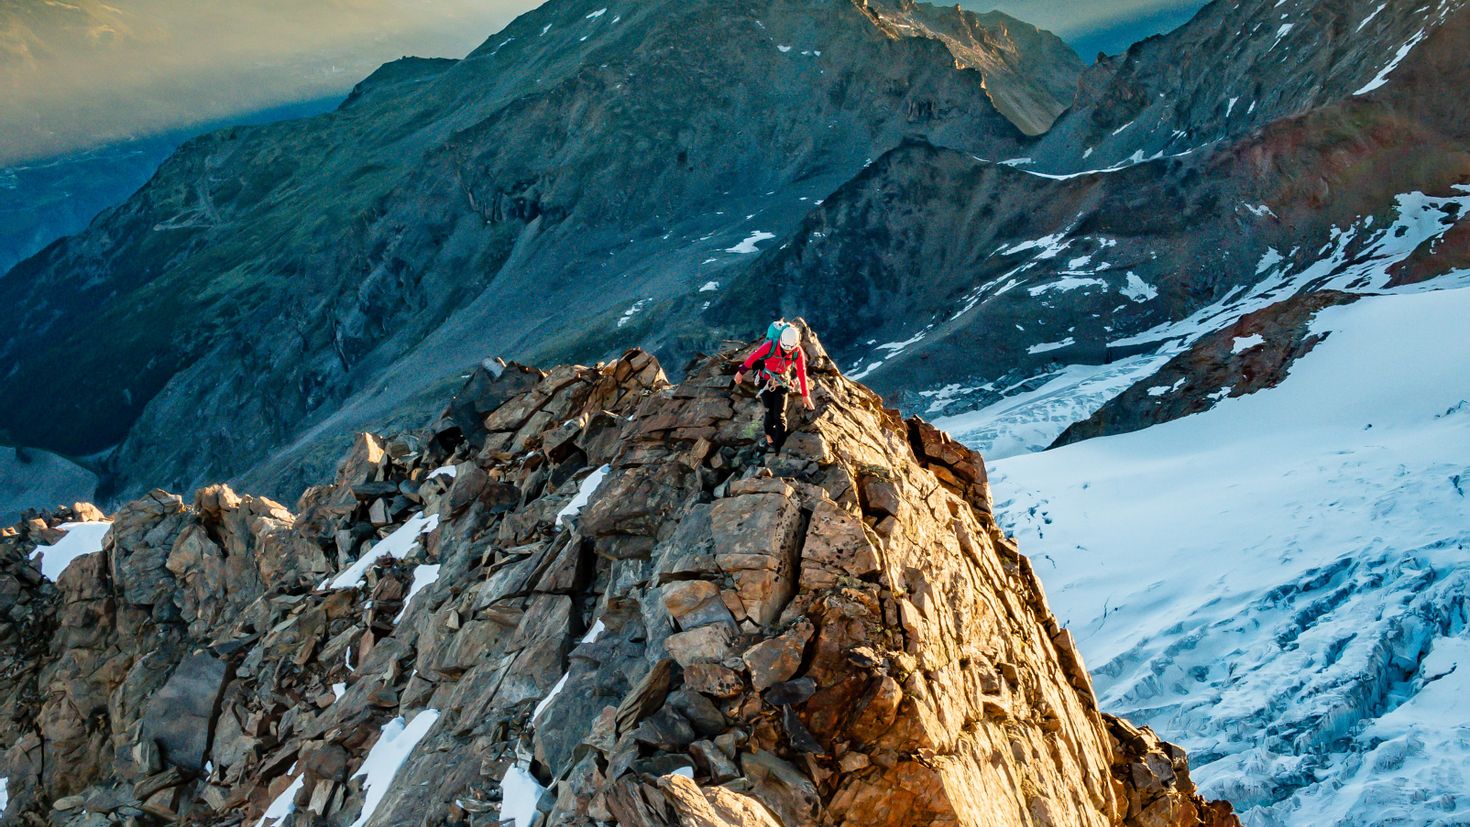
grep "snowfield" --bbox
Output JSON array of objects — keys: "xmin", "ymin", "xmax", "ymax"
[
  {"xmin": 989, "ymin": 283, "xmax": 1470, "ymax": 825},
  {"xmin": 933, "ymin": 354, "xmax": 1169, "ymax": 458}
]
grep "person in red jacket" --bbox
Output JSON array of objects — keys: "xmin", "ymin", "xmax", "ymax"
[{"xmin": 733, "ymin": 324, "xmax": 813, "ymax": 448}]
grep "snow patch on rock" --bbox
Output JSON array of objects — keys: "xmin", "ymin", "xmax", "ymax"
[
  {"xmin": 1028, "ymin": 338, "xmax": 1075, "ymax": 355},
  {"xmin": 499, "ymin": 765, "xmax": 546, "ymax": 826},
  {"xmin": 1230, "ymin": 333, "xmax": 1265, "ymax": 353},
  {"xmin": 393, "ymin": 564, "xmax": 442, "ymax": 624},
  {"xmin": 1121, "ymin": 272, "xmax": 1158, "ymax": 302},
  {"xmin": 328, "ymin": 513, "xmax": 438, "ymax": 590},
  {"xmin": 726, "ymin": 231, "xmax": 774, "ymax": 254},
  {"xmin": 1355, "ymin": 30, "xmax": 1427, "ymax": 95},
  {"xmin": 349, "ymin": 710, "xmax": 440, "ymax": 827},
  {"xmin": 256, "ymin": 773, "xmax": 303, "ymax": 826},
  {"xmin": 555, "ymin": 465, "xmax": 610, "ymax": 527}
]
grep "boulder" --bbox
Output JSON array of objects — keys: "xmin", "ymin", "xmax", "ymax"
[
  {"xmin": 665, "ymin": 624, "xmax": 734, "ymax": 668},
  {"xmin": 710, "ymin": 491, "xmax": 801, "ymax": 626},
  {"xmin": 741, "ymin": 619, "xmax": 814, "ymax": 692},
  {"xmin": 140, "ymin": 653, "xmax": 228, "ymax": 773}
]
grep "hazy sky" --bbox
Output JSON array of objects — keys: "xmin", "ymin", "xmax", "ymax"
[
  {"xmin": 0, "ymin": 0, "xmax": 534, "ymax": 164},
  {"xmin": 971, "ymin": 0, "xmax": 1202, "ymax": 37},
  {"xmin": 0, "ymin": 0, "xmax": 1206, "ymax": 165},
  {"xmin": 970, "ymin": 0, "xmax": 1207, "ymax": 58}
]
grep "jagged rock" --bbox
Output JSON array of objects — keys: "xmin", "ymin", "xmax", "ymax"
[
  {"xmin": 0, "ymin": 345, "xmax": 1236, "ymax": 826},
  {"xmin": 683, "ymin": 663, "xmax": 745, "ymax": 700},
  {"xmin": 665, "ymin": 624, "xmax": 734, "ymax": 668},
  {"xmin": 660, "ymin": 579, "xmax": 736, "ymax": 632},
  {"xmin": 741, "ymin": 750, "xmax": 822, "ymax": 827},
  {"xmin": 662, "ymin": 772, "xmax": 782, "ymax": 826},
  {"xmin": 742, "ymin": 620, "xmax": 815, "ymax": 692}
]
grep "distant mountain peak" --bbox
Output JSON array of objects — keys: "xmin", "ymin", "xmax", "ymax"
[
  {"xmin": 859, "ymin": 0, "xmax": 1085, "ymax": 134},
  {"xmin": 1031, "ymin": 0, "xmax": 1470, "ymax": 172}
]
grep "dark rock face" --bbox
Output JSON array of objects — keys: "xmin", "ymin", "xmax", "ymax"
[
  {"xmin": 141, "ymin": 653, "xmax": 229, "ymax": 774},
  {"xmin": 0, "ymin": 0, "xmax": 1079, "ymax": 509},
  {"xmin": 0, "ymin": 341, "xmax": 1236, "ymax": 825},
  {"xmin": 1029, "ymin": 0, "xmax": 1466, "ymax": 172}
]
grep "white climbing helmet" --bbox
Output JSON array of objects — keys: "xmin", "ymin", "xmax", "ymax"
[{"xmin": 779, "ymin": 325, "xmax": 801, "ymax": 350}]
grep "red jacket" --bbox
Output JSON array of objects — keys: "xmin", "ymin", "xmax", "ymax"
[{"xmin": 740, "ymin": 340, "xmax": 809, "ymax": 398}]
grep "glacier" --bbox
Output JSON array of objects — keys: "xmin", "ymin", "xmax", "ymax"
[{"xmin": 985, "ymin": 282, "xmax": 1470, "ymax": 825}]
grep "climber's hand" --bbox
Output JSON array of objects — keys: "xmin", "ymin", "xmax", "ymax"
[
  {"xmin": 733, "ymin": 371, "xmax": 744, "ymax": 387},
  {"xmin": 802, "ymin": 396, "xmax": 815, "ymax": 411}
]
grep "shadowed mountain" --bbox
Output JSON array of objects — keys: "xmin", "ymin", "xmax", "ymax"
[
  {"xmin": 0, "ymin": 0, "xmax": 1081, "ymax": 505},
  {"xmin": 1029, "ymin": 0, "xmax": 1466, "ymax": 171},
  {"xmin": 695, "ymin": 0, "xmax": 1470, "ymax": 436}
]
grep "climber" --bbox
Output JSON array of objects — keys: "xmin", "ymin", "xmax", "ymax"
[{"xmin": 733, "ymin": 320, "xmax": 814, "ymax": 449}]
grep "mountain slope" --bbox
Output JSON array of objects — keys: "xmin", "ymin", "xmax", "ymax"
[
  {"xmin": 1029, "ymin": 0, "xmax": 1468, "ymax": 172},
  {"xmin": 0, "ymin": 0, "xmax": 1081, "ymax": 510},
  {"xmin": 0, "ymin": 336, "xmax": 1236, "ymax": 826},
  {"xmin": 703, "ymin": 0, "xmax": 1470, "ymax": 451}
]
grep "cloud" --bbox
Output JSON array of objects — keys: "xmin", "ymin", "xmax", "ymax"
[
  {"xmin": 0, "ymin": 0, "xmax": 536, "ymax": 164},
  {"xmin": 2, "ymin": 0, "xmax": 1208, "ymax": 164}
]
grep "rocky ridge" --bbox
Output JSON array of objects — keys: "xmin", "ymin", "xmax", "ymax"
[{"xmin": 0, "ymin": 330, "xmax": 1236, "ymax": 826}]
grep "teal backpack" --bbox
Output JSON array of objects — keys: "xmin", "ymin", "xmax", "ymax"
[
  {"xmin": 759, "ymin": 319, "xmax": 795, "ymax": 388},
  {"xmin": 764, "ymin": 319, "xmax": 790, "ymax": 355}
]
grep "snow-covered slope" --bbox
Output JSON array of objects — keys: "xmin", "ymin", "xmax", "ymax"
[
  {"xmin": 989, "ymin": 280, "xmax": 1470, "ymax": 825},
  {"xmin": 930, "ymin": 183, "xmax": 1470, "ymax": 460}
]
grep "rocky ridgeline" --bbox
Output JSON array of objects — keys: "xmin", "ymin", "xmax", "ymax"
[{"xmin": 0, "ymin": 328, "xmax": 1237, "ymax": 826}]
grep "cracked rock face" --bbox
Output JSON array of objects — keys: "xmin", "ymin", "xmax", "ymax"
[{"xmin": 0, "ymin": 331, "xmax": 1236, "ymax": 826}]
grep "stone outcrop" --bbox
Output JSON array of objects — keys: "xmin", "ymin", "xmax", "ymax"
[{"xmin": 0, "ymin": 332, "xmax": 1236, "ymax": 826}]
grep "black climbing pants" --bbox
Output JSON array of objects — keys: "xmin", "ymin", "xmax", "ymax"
[{"xmin": 759, "ymin": 386, "xmax": 789, "ymax": 446}]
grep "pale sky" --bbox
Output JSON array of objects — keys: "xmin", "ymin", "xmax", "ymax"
[
  {"xmin": 969, "ymin": 0, "xmax": 1207, "ymax": 58},
  {"xmin": 0, "ymin": 0, "xmax": 534, "ymax": 164},
  {"xmin": 971, "ymin": 0, "xmax": 1201, "ymax": 36},
  {"xmin": 0, "ymin": 0, "xmax": 1205, "ymax": 165}
]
